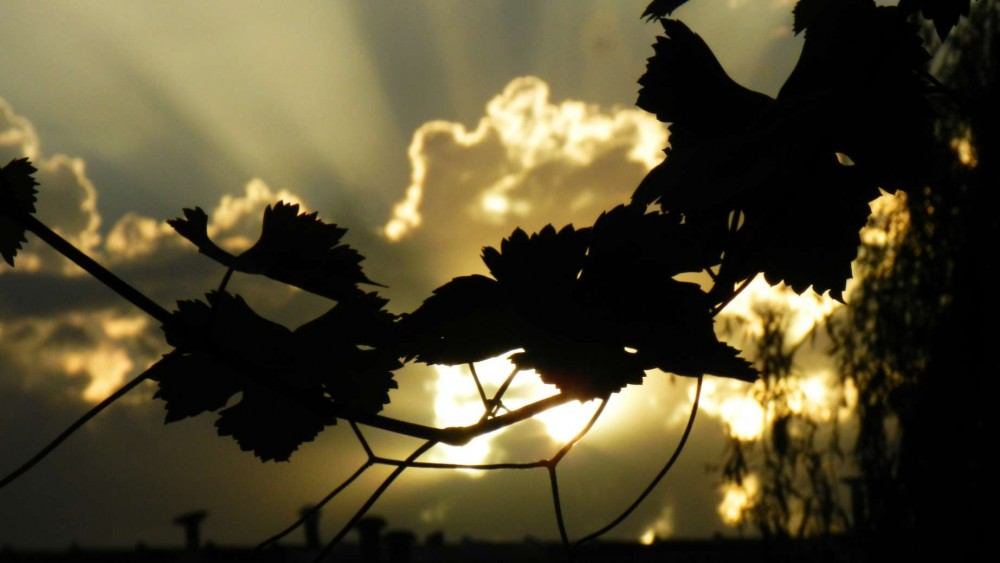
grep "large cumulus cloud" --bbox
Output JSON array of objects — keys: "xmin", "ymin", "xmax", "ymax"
[{"xmin": 383, "ymin": 76, "xmax": 667, "ymax": 280}]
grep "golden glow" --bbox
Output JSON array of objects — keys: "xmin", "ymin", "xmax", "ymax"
[
  {"xmin": 698, "ymin": 379, "xmax": 767, "ymax": 442},
  {"xmin": 860, "ymin": 191, "xmax": 909, "ymax": 249},
  {"xmin": 100, "ymin": 315, "xmax": 149, "ymax": 340},
  {"xmin": 639, "ymin": 505, "xmax": 675, "ymax": 544},
  {"xmin": 720, "ymin": 275, "xmax": 841, "ymax": 346},
  {"xmin": 719, "ymin": 395, "xmax": 766, "ymax": 441},
  {"xmin": 61, "ymin": 345, "xmax": 134, "ymax": 403},
  {"xmin": 427, "ymin": 352, "xmax": 602, "ymax": 470},
  {"xmin": 718, "ymin": 474, "xmax": 759, "ymax": 526},
  {"xmin": 951, "ymin": 135, "xmax": 978, "ymax": 168},
  {"xmin": 534, "ymin": 399, "xmax": 600, "ymax": 442}
]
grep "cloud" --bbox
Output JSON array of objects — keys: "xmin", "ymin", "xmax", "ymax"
[
  {"xmin": 383, "ymin": 76, "xmax": 666, "ymax": 278},
  {"xmin": 0, "ymin": 96, "xmax": 320, "ymax": 406},
  {"xmin": 1, "ymin": 99, "xmax": 102, "ymax": 274}
]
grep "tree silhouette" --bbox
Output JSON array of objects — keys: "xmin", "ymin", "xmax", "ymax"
[
  {"xmin": 711, "ymin": 1, "xmax": 995, "ymax": 557},
  {"xmin": 0, "ymin": 0, "xmax": 976, "ymax": 558}
]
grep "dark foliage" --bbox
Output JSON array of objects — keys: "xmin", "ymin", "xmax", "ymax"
[
  {"xmin": 0, "ymin": 158, "xmax": 38, "ymax": 266},
  {"xmin": 169, "ymin": 202, "xmax": 380, "ymax": 301}
]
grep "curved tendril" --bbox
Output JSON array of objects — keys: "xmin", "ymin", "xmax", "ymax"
[
  {"xmin": 549, "ymin": 467, "xmax": 571, "ymax": 551},
  {"xmin": 574, "ymin": 375, "xmax": 704, "ymax": 546},
  {"xmin": 0, "ymin": 370, "xmax": 153, "ymax": 491},
  {"xmin": 551, "ymin": 399, "xmax": 607, "ymax": 464},
  {"xmin": 545, "ymin": 399, "xmax": 606, "ymax": 557},
  {"xmin": 256, "ymin": 460, "xmax": 372, "ymax": 551},
  {"xmin": 313, "ymin": 440, "xmax": 437, "ymax": 563}
]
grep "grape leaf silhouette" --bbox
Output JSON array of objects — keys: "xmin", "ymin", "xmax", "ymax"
[
  {"xmin": 0, "ymin": 158, "xmax": 39, "ymax": 267},
  {"xmin": 150, "ymin": 290, "xmax": 398, "ymax": 461},
  {"xmin": 781, "ymin": 0, "xmax": 934, "ymax": 191},
  {"xmin": 293, "ymin": 291, "xmax": 401, "ymax": 416},
  {"xmin": 641, "ymin": 0, "xmax": 691, "ymax": 21},
  {"xmin": 401, "ymin": 222, "xmax": 754, "ymax": 399},
  {"xmin": 168, "ymin": 202, "xmax": 380, "ymax": 300},
  {"xmin": 632, "ymin": 1, "xmax": 932, "ymax": 300},
  {"xmin": 636, "ymin": 19, "xmax": 772, "ymax": 154}
]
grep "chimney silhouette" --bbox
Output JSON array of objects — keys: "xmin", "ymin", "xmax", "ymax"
[
  {"xmin": 172, "ymin": 510, "xmax": 208, "ymax": 551},
  {"xmin": 384, "ymin": 530, "xmax": 416, "ymax": 563},
  {"xmin": 299, "ymin": 506, "xmax": 322, "ymax": 549},
  {"xmin": 356, "ymin": 516, "xmax": 386, "ymax": 563}
]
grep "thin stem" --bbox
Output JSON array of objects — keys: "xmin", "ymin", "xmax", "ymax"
[
  {"xmin": 17, "ymin": 212, "xmax": 171, "ymax": 324},
  {"xmin": 542, "ymin": 399, "xmax": 606, "ymax": 557},
  {"xmin": 217, "ymin": 267, "xmax": 235, "ymax": 293},
  {"xmin": 479, "ymin": 366, "xmax": 520, "ymax": 422},
  {"xmin": 371, "ymin": 402, "xmax": 605, "ymax": 471},
  {"xmin": 353, "ymin": 392, "xmax": 573, "ymax": 445},
  {"xmin": 551, "ymin": 399, "xmax": 607, "ymax": 465},
  {"xmin": 372, "ymin": 458, "xmax": 547, "ymax": 470},
  {"xmin": 468, "ymin": 363, "xmax": 490, "ymax": 412},
  {"xmin": 0, "ymin": 371, "xmax": 152, "ymax": 490},
  {"xmin": 256, "ymin": 460, "xmax": 373, "ymax": 551},
  {"xmin": 549, "ymin": 466, "xmax": 571, "ymax": 551},
  {"xmin": 314, "ymin": 441, "xmax": 437, "ymax": 563},
  {"xmin": 349, "ymin": 421, "xmax": 374, "ymax": 459},
  {"xmin": 575, "ymin": 375, "xmax": 704, "ymax": 546},
  {"xmin": 712, "ymin": 276, "xmax": 754, "ymax": 317}
]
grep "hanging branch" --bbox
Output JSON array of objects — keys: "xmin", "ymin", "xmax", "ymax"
[
  {"xmin": 313, "ymin": 440, "xmax": 438, "ymax": 562},
  {"xmin": 575, "ymin": 375, "xmax": 703, "ymax": 546}
]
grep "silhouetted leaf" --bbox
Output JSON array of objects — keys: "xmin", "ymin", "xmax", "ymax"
[
  {"xmin": 150, "ymin": 291, "xmax": 333, "ymax": 461},
  {"xmin": 781, "ymin": 0, "xmax": 934, "ymax": 191},
  {"xmin": 151, "ymin": 290, "xmax": 400, "ymax": 460},
  {"xmin": 633, "ymin": 2, "xmax": 932, "ymax": 300},
  {"xmin": 168, "ymin": 202, "xmax": 380, "ymax": 300},
  {"xmin": 294, "ymin": 292, "xmax": 401, "ymax": 416},
  {"xmin": 398, "ymin": 274, "xmax": 520, "ymax": 365},
  {"xmin": 215, "ymin": 387, "xmax": 330, "ymax": 463},
  {"xmin": 404, "ymin": 223, "xmax": 755, "ymax": 399},
  {"xmin": 147, "ymin": 351, "xmax": 243, "ymax": 423},
  {"xmin": 0, "ymin": 158, "xmax": 39, "ymax": 267},
  {"xmin": 720, "ymin": 155, "xmax": 878, "ymax": 300},
  {"xmin": 636, "ymin": 19, "xmax": 772, "ymax": 155},
  {"xmin": 641, "ymin": 0, "xmax": 691, "ymax": 21}
]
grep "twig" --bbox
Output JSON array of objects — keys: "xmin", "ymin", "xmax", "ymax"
[
  {"xmin": 313, "ymin": 440, "xmax": 437, "ymax": 563},
  {"xmin": 256, "ymin": 459, "xmax": 372, "ymax": 550},
  {"xmin": 479, "ymin": 365, "xmax": 520, "ymax": 422},
  {"xmin": 17, "ymin": 212, "xmax": 171, "ymax": 324},
  {"xmin": 545, "ymin": 399, "xmax": 605, "ymax": 559},
  {"xmin": 349, "ymin": 421, "xmax": 374, "ymax": 459},
  {"xmin": 549, "ymin": 467, "xmax": 571, "ymax": 551},
  {"xmin": 468, "ymin": 362, "xmax": 490, "ymax": 411},
  {"xmin": 0, "ymin": 370, "xmax": 153, "ymax": 490},
  {"xmin": 551, "ymin": 399, "xmax": 607, "ymax": 465},
  {"xmin": 712, "ymin": 277, "xmax": 754, "ymax": 317},
  {"xmin": 575, "ymin": 375, "xmax": 704, "ymax": 545}
]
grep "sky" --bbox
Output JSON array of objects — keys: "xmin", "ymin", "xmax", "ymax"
[{"xmin": 0, "ymin": 0, "xmax": 857, "ymax": 549}]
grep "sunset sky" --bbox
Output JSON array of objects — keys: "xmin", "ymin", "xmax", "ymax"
[{"xmin": 0, "ymin": 0, "xmax": 856, "ymax": 549}]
